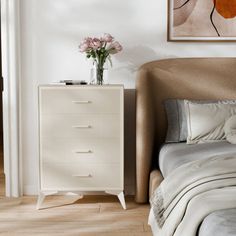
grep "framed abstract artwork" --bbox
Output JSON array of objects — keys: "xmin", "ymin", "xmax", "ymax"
[{"xmin": 168, "ymin": 0, "xmax": 236, "ymax": 41}]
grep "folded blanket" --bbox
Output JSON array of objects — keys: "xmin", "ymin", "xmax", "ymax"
[{"xmin": 150, "ymin": 154, "xmax": 236, "ymax": 236}]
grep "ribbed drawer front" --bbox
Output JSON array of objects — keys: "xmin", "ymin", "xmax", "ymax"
[
  {"xmin": 40, "ymin": 138, "xmax": 121, "ymax": 164},
  {"xmin": 40, "ymin": 114, "xmax": 120, "ymax": 138},
  {"xmin": 41, "ymin": 163, "xmax": 122, "ymax": 190},
  {"xmin": 40, "ymin": 87, "xmax": 121, "ymax": 114}
]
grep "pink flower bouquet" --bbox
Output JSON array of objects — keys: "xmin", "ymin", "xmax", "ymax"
[{"xmin": 79, "ymin": 33, "xmax": 122, "ymax": 85}]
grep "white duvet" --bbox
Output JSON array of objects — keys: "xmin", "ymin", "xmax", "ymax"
[{"xmin": 149, "ymin": 154, "xmax": 236, "ymax": 236}]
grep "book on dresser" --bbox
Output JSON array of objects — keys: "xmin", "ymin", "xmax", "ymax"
[{"xmin": 37, "ymin": 85, "xmax": 126, "ymax": 209}]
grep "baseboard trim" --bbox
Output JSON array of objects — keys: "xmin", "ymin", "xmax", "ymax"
[{"xmin": 23, "ymin": 185, "xmax": 38, "ymax": 195}]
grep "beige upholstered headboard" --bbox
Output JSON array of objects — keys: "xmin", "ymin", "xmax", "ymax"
[{"xmin": 136, "ymin": 58, "xmax": 236, "ymax": 203}]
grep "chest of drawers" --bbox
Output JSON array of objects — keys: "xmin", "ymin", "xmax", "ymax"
[{"xmin": 37, "ymin": 85, "xmax": 125, "ymax": 209}]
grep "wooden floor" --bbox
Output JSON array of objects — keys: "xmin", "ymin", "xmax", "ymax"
[{"xmin": 0, "ymin": 153, "xmax": 152, "ymax": 235}]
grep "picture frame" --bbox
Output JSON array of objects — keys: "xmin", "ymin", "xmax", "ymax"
[{"xmin": 168, "ymin": 0, "xmax": 236, "ymax": 42}]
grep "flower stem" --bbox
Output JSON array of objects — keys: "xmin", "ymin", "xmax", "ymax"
[{"xmin": 97, "ymin": 64, "xmax": 104, "ymax": 85}]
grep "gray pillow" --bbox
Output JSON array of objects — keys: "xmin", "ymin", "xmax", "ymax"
[{"xmin": 164, "ymin": 99, "xmax": 187, "ymax": 143}]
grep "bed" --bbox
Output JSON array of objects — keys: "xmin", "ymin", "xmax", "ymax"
[{"xmin": 135, "ymin": 58, "xmax": 236, "ymax": 235}]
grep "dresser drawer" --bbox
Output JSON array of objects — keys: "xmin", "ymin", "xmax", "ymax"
[
  {"xmin": 41, "ymin": 163, "xmax": 122, "ymax": 190},
  {"xmin": 40, "ymin": 114, "xmax": 121, "ymax": 138},
  {"xmin": 39, "ymin": 87, "xmax": 122, "ymax": 114},
  {"xmin": 40, "ymin": 138, "xmax": 121, "ymax": 163}
]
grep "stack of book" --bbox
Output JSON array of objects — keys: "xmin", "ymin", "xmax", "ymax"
[{"xmin": 52, "ymin": 80, "xmax": 88, "ymax": 85}]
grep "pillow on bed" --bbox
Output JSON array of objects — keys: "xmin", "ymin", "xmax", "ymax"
[
  {"xmin": 164, "ymin": 99, "xmax": 187, "ymax": 142},
  {"xmin": 185, "ymin": 100, "xmax": 236, "ymax": 144},
  {"xmin": 164, "ymin": 99, "xmax": 234, "ymax": 143},
  {"xmin": 224, "ymin": 115, "xmax": 236, "ymax": 144}
]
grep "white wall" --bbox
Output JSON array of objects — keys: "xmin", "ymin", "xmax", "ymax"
[{"xmin": 20, "ymin": 0, "xmax": 236, "ymax": 194}]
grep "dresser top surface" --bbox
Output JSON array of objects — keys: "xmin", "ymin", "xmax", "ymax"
[{"xmin": 39, "ymin": 84, "xmax": 124, "ymax": 89}]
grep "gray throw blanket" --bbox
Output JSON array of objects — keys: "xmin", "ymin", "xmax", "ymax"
[{"xmin": 150, "ymin": 154, "xmax": 236, "ymax": 236}]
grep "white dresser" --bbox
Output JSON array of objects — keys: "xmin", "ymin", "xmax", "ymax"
[{"xmin": 37, "ymin": 85, "xmax": 125, "ymax": 209}]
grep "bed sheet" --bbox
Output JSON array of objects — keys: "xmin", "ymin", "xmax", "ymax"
[{"xmin": 159, "ymin": 141, "xmax": 236, "ymax": 178}]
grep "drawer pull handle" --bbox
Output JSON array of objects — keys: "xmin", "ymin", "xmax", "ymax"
[
  {"xmin": 74, "ymin": 150, "xmax": 92, "ymax": 154},
  {"xmin": 72, "ymin": 174, "xmax": 92, "ymax": 178},
  {"xmin": 72, "ymin": 125, "xmax": 91, "ymax": 129},
  {"xmin": 72, "ymin": 101, "xmax": 91, "ymax": 104}
]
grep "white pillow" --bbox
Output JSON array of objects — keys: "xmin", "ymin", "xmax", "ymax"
[
  {"xmin": 185, "ymin": 100, "xmax": 236, "ymax": 144},
  {"xmin": 224, "ymin": 115, "xmax": 236, "ymax": 144}
]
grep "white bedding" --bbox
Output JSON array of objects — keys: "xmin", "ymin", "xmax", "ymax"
[
  {"xmin": 159, "ymin": 141, "xmax": 236, "ymax": 177},
  {"xmin": 150, "ymin": 154, "xmax": 236, "ymax": 236},
  {"xmin": 149, "ymin": 200, "xmax": 236, "ymax": 236},
  {"xmin": 148, "ymin": 142, "xmax": 236, "ymax": 236}
]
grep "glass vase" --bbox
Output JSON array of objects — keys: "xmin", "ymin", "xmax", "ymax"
[
  {"xmin": 96, "ymin": 66, "xmax": 104, "ymax": 85},
  {"xmin": 90, "ymin": 62, "xmax": 108, "ymax": 85}
]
